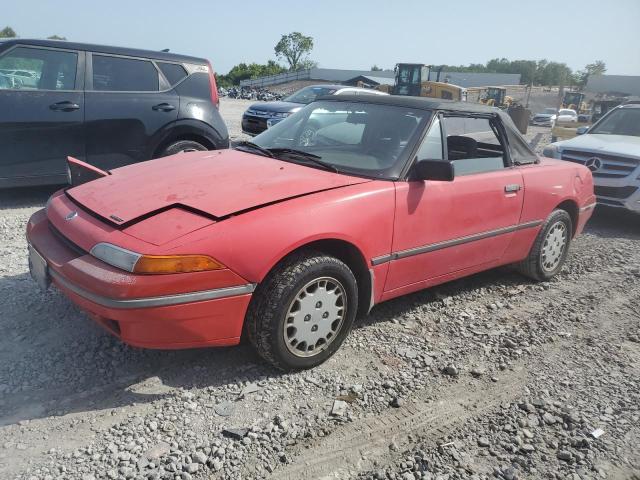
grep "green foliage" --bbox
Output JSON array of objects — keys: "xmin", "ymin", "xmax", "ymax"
[
  {"xmin": 440, "ymin": 58, "xmax": 579, "ymax": 86},
  {"xmin": 47, "ymin": 35, "xmax": 67, "ymax": 40},
  {"xmin": 371, "ymin": 65, "xmax": 383, "ymax": 71},
  {"xmin": 274, "ymin": 32, "xmax": 314, "ymax": 71},
  {"xmin": 573, "ymin": 60, "xmax": 607, "ymax": 87},
  {"xmin": 217, "ymin": 60, "xmax": 286, "ymax": 87},
  {"xmin": 0, "ymin": 26, "xmax": 17, "ymax": 38}
]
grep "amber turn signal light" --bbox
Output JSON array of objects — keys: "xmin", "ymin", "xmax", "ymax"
[{"xmin": 133, "ymin": 255, "xmax": 225, "ymax": 274}]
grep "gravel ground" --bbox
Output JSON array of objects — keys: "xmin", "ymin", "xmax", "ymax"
[{"xmin": 1, "ymin": 99, "xmax": 639, "ymax": 480}]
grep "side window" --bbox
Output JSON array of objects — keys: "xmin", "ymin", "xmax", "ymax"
[
  {"xmin": 416, "ymin": 116, "xmax": 443, "ymax": 160},
  {"xmin": 442, "ymin": 116, "xmax": 506, "ymax": 175},
  {"xmin": 0, "ymin": 47, "xmax": 77, "ymax": 90},
  {"xmin": 440, "ymin": 90, "xmax": 453, "ymax": 100},
  {"xmin": 157, "ymin": 62, "xmax": 188, "ymax": 86},
  {"xmin": 92, "ymin": 55, "xmax": 159, "ymax": 92}
]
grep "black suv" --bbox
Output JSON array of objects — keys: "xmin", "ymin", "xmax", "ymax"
[{"xmin": 0, "ymin": 39, "xmax": 228, "ymax": 188}]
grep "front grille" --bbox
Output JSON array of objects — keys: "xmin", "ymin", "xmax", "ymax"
[
  {"xmin": 48, "ymin": 222, "xmax": 86, "ymax": 256},
  {"xmin": 594, "ymin": 185, "xmax": 638, "ymax": 199},
  {"xmin": 561, "ymin": 150, "xmax": 639, "ymax": 178},
  {"xmin": 242, "ymin": 116, "xmax": 268, "ymax": 135}
]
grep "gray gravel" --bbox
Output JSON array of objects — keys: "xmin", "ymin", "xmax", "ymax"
[{"xmin": 1, "ymin": 99, "xmax": 639, "ymax": 480}]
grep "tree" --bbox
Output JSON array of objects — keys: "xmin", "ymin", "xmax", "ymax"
[
  {"xmin": 217, "ymin": 60, "xmax": 287, "ymax": 87},
  {"xmin": 371, "ymin": 65, "xmax": 383, "ymax": 71},
  {"xmin": 573, "ymin": 60, "xmax": 606, "ymax": 88},
  {"xmin": 0, "ymin": 26, "xmax": 17, "ymax": 38},
  {"xmin": 47, "ymin": 35, "xmax": 67, "ymax": 40},
  {"xmin": 274, "ymin": 32, "xmax": 314, "ymax": 71}
]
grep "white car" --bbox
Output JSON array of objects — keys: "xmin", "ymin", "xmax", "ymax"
[
  {"xmin": 543, "ymin": 104, "xmax": 640, "ymax": 213},
  {"xmin": 556, "ymin": 108, "xmax": 578, "ymax": 123}
]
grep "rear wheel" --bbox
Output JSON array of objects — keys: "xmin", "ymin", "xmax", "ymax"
[
  {"xmin": 245, "ymin": 251, "xmax": 358, "ymax": 371},
  {"xmin": 158, "ymin": 140, "xmax": 208, "ymax": 157},
  {"xmin": 518, "ymin": 209, "xmax": 572, "ymax": 281}
]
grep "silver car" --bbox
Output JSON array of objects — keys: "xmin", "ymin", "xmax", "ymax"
[{"xmin": 543, "ymin": 104, "xmax": 640, "ymax": 213}]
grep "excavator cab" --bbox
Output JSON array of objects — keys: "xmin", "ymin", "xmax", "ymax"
[
  {"xmin": 485, "ymin": 87, "xmax": 506, "ymax": 106},
  {"xmin": 392, "ymin": 63, "xmax": 431, "ymax": 96},
  {"xmin": 563, "ymin": 91, "xmax": 586, "ymax": 112}
]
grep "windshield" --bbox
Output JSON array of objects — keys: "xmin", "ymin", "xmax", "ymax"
[
  {"xmin": 559, "ymin": 109, "xmax": 575, "ymax": 116},
  {"xmin": 248, "ymin": 100, "xmax": 430, "ymax": 179},
  {"xmin": 589, "ymin": 108, "xmax": 640, "ymax": 137},
  {"xmin": 284, "ymin": 86, "xmax": 338, "ymax": 104}
]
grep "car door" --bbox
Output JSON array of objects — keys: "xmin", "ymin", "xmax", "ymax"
[
  {"xmin": 385, "ymin": 113, "xmax": 525, "ymax": 292},
  {"xmin": 84, "ymin": 53, "xmax": 179, "ymax": 170},
  {"xmin": 0, "ymin": 45, "xmax": 84, "ymax": 185}
]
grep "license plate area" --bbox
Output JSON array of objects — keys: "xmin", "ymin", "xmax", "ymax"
[{"xmin": 29, "ymin": 245, "xmax": 51, "ymax": 291}]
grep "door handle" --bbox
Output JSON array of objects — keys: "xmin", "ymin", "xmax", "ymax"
[
  {"xmin": 152, "ymin": 103, "xmax": 176, "ymax": 112},
  {"xmin": 504, "ymin": 184, "xmax": 521, "ymax": 193},
  {"xmin": 49, "ymin": 101, "xmax": 80, "ymax": 112}
]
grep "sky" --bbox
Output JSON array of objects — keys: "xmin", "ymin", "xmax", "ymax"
[{"xmin": 3, "ymin": 0, "xmax": 640, "ymax": 76}]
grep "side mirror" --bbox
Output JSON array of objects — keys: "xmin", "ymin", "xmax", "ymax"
[
  {"xmin": 412, "ymin": 159, "xmax": 455, "ymax": 181},
  {"xmin": 576, "ymin": 126, "xmax": 589, "ymax": 135}
]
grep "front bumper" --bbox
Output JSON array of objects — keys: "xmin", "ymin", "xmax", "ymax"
[{"xmin": 27, "ymin": 209, "xmax": 254, "ymax": 349}]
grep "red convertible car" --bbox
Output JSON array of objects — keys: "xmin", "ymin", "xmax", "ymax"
[{"xmin": 27, "ymin": 96, "xmax": 596, "ymax": 370}]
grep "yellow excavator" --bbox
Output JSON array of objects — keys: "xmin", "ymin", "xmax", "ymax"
[
  {"xmin": 377, "ymin": 63, "xmax": 467, "ymax": 101},
  {"xmin": 476, "ymin": 86, "xmax": 513, "ymax": 108}
]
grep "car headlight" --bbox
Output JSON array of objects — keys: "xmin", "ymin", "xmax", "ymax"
[
  {"xmin": 90, "ymin": 243, "xmax": 226, "ymax": 274},
  {"xmin": 542, "ymin": 144, "xmax": 560, "ymax": 159}
]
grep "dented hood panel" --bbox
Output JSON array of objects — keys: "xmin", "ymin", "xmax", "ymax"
[{"xmin": 66, "ymin": 149, "xmax": 370, "ymax": 225}]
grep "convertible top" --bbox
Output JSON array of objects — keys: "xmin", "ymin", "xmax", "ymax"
[{"xmin": 318, "ymin": 94, "xmax": 539, "ymax": 165}]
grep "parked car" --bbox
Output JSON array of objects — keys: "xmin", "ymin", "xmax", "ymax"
[
  {"xmin": 543, "ymin": 103, "xmax": 640, "ymax": 213},
  {"xmin": 0, "ymin": 39, "xmax": 228, "ymax": 188},
  {"xmin": 530, "ymin": 108, "xmax": 557, "ymax": 127},
  {"xmin": 556, "ymin": 108, "xmax": 578, "ymax": 123},
  {"xmin": 27, "ymin": 95, "xmax": 595, "ymax": 370},
  {"xmin": 241, "ymin": 84, "xmax": 387, "ymax": 135}
]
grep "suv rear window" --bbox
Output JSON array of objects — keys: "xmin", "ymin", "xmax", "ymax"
[
  {"xmin": 157, "ymin": 62, "xmax": 188, "ymax": 86},
  {"xmin": 92, "ymin": 55, "xmax": 159, "ymax": 92}
]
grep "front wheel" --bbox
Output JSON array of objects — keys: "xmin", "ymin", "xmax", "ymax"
[
  {"xmin": 245, "ymin": 251, "xmax": 358, "ymax": 371},
  {"xmin": 518, "ymin": 209, "xmax": 572, "ymax": 281}
]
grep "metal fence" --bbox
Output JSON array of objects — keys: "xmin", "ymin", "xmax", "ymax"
[{"xmin": 240, "ymin": 70, "xmax": 311, "ymax": 88}]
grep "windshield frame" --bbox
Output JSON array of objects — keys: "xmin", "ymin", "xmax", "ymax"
[
  {"xmin": 588, "ymin": 106, "xmax": 640, "ymax": 136},
  {"xmin": 283, "ymin": 86, "xmax": 339, "ymax": 105},
  {"xmin": 247, "ymin": 99, "xmax": 433, "ymax": 181}
]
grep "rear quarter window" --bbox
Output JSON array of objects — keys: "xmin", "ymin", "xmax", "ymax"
[{"xmin": 157, "ymin": 62, "xmax": 188, "ymax": 86}]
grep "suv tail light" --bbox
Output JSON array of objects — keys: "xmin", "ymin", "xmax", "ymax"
[{"xmin": 206, "ymin": 61, "xmax": 220, "ymax": 109}]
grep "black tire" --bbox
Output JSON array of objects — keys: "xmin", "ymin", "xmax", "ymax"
[
  {"xmin": 245, "ymin": 251, "xmax": 358, "ymax": 371},
  {"xmin": 157, "ymin": 140, "xmax": 208, "ymax": 157},
  {"xmin": 518, "ymin": 209, "xmax": 572, "ymax": 281}
]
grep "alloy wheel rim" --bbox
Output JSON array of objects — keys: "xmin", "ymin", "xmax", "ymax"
[
  {"xmin": 541, "ymin": 221, "xmax": 567, "ymax": 272},
  {"xmin": 283, "ymin": 276, "xmax": 346, "ymax": 358}
]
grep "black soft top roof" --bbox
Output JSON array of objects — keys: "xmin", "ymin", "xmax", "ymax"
[
  {"xmin": 0, "ymin": 39, "xmax": 207, "ymax": 64},
  {"xmin": 317, "ymin": 94, "xmax": 539, "ymax": 165},
  {"xmin": 319, "ymin": 93, "xmax": 501, "ymax": 114}
]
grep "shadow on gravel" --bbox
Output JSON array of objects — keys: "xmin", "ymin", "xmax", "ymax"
[
  {"xmin": 585, "ymin": 206, "xmax": 640, "ymax": 240},
  {"xmin": 0, "ymin": 185, "xmax": 62, "ymax": 210}
]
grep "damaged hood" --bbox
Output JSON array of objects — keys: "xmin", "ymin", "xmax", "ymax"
[{"xmin": 66, "ymin": 149, "xmax": 370, "ymax": 225}]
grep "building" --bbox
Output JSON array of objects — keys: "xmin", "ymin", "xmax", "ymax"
[{"xmin": 586, "ymin": 75, "xmax": 640, "ymax": 97}]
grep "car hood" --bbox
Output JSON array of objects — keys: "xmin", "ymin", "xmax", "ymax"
[
  {"xmin": 66, "ymin": 150, "xmax": 370, "ymax": 226},
  {"xmin": 246, "ymin": 101, "xmax": 303, "ymax": 114},
  {"xmin": 533, "ymin": 113, "xmax": 554, "ymax": 118},
  {"xmin": 557, "ymin": 134, "xmax": 640, "ymax": 157}
]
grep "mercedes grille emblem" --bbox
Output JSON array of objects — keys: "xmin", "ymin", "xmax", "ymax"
[
  {"xmin": 65, "ymin": 211, "xmax": 78, "ymax": 221},
  {"xmin": 585, "ymin": 157, "xmax": 603, "ymax": 172}
]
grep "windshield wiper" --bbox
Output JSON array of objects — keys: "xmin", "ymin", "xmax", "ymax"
[
  {"xmin": 234, "ymin": 141, "xmax": 274, "ymax": 158},
  {"xmin": 267, "ymin": 148, "xmax": 339, "ymax": 173}
]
